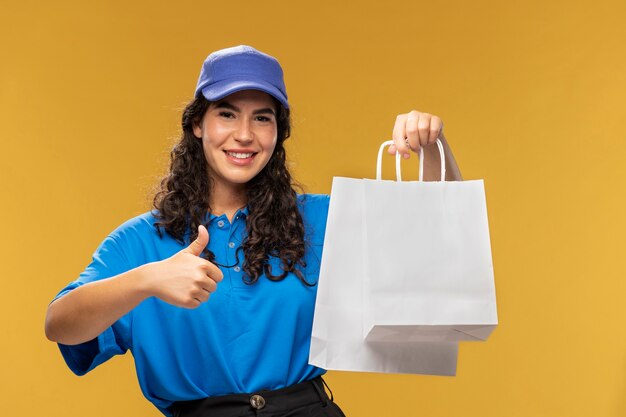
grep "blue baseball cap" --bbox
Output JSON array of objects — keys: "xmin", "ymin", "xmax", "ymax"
[{"xmin": 194, "ymin": 45, "xmax": 289, "ymax": 109}]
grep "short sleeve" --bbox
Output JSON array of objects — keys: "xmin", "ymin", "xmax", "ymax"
[
  {"xmin": 298, "ymin": 194, "xmax": 330, "ymax": 245},
  {"xmin": 52, "ymin": 234, "xmax": 133, "ymax": 376}
]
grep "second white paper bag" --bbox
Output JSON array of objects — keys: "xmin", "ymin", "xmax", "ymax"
[{"xmin": 362, "ymin": 140, "xmax": 498, "ymax": 343}]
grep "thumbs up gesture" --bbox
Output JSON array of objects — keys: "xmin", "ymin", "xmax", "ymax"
[{"xmin": 147, "ymin": 225, "xmax": 224, "ymax": 308}]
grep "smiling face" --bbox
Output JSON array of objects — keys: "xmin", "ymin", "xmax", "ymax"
[{"xmin": 193, "ymin": 89, "xmax": 278, "ymax": 195}]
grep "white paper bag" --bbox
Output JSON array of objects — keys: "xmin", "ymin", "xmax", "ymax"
[
  {"xmin": 362, "ymin": 140, "xmax": 498, "ymax": 343},
  {"xmin": 310, "ymin": 139, "xmax": 497, "ymax": 376},
  {"xmin": 309, "ymin": 139, "xmax": 497, "ymax": 375}
]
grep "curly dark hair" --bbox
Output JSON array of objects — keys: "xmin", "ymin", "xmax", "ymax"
[{"xmin": 152, "ymin": 95, "xmax": 311, "ymax": 286}]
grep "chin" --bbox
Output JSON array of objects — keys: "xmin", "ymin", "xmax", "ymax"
[{"xmin": 223, "ymin": 172, "xmax": 259, "ymax": 185}]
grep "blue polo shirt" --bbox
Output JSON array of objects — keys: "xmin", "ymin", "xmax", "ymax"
[{"xmin": 53, "ymin": 194, "xmax": 330, "ymax": 416}]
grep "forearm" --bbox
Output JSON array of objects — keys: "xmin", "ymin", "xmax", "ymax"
[
  {"xmin": 422, "ymin": 132, "xmax": 463, "ymax": 181},
  {"xmin": 45, "ymin": 263, "xmax": 155, "ymax": 345}
]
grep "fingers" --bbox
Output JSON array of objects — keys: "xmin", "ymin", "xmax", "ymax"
[
  {"xmin": 428, "ymin": 115, "xmax": 443, "ymax": 144},
  {"xmin": 391, "ymin": 114, "xmax": 411, "ymax": 158},
  {"xmin": 180, "ymin": 224, "xmax": 223, "ymax": 283},
  {"xmin": 191, "ymin": 262, "xmax": 221, "ymax": 299},
  {"xmin": 197, "ymin": 280, "xmax": 216, "ymax": 299},
  {"xmin": 406, "ymin": 111, "xmax": 425, "ymax": 152},
  {"xmin": 390, "ymin": 111, "xmax": 443, "ymax": 158},
  {"xmin": 411, "ymin": 111, "xmax": 433, "ymax": 149},
  {"xmin": 417, "ymin": 113, "xmax": 431, "ymax": 148},
  {"xmin": 193, "ymin": 289, "xmax": 209, "ymax": 304},
  {"xmin": 184, "ymin": 225, "xmax": 210, "ymax": 256},
  {"xmin": 185, "ymin": 273, "xmax": 219, "ymax": 308},
  {"xmin": 197, "ymin": 262, "xmax": 222, "ymax": 297},
  {"xmin": 158, "ymin": 227, "xmax": 226, "ymax": 308},
  {"xmin": 202, "ymin": 278, "xmax": 218, "ymax": 294},
  {"xmin": 200, "ymin": 260, "xmax": 224, "ymax": 283}
]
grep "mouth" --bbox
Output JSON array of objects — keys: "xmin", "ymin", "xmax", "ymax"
[
  {"xmin": 224, "ymin": 150, "xmax": 258, "ymax": 165},
  {"xmin": 225, "ymin": 151, "xmax": 256, "ymax": 159}
]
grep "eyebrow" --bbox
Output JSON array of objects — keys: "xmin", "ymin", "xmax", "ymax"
[{"xmin": 213, "ymin": 101, "xmax": 276, "ymax": 116}]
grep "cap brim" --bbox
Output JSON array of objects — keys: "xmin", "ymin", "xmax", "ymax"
[{"xmin": 200, "ymin": 78, "xmax": 289, "ymax": 109}]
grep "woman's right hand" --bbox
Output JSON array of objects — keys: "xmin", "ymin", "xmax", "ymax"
[{"xmin": 144, "ymin": 225, "xmax": 224, "ymax": 308}]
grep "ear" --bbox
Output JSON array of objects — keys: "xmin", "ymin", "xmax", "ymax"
[{"xmin": 192, "ymin": 120, "xmax": 203, "ymax": 139}]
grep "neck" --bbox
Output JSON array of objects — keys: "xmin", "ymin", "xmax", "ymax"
[{"xmin": 209, "ymin": 180, "xmax": 247, "ymax": 222}]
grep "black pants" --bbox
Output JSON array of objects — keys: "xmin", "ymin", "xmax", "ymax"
[{"xmin": 171, "ymin": 377, "xmax": 346, "ymax": 417}]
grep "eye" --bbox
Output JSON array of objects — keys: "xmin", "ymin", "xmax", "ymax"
[
  {"xmin": 218, "ymin": 111, "xmax": 235, "ymax": 119},
  {"xmin": 255, "ymin": 116, "xmax": 273, "ymax": 122}
]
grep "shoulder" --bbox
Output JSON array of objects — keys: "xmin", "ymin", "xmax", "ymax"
[
  {"xmin": 111, "ymin": 210, "xmax": 160, "ymax": 232},
  {"xmin": 107, "ymin": 210, "xmax": 160, "ymax": 243},
  {"xmin": 297, "ymin": 193, "xmax": 330, "ymax": 211},
  {"xmin": 296, "ymin": 194, "xmax": 330, "ymax": 221},
  {"xmin": 297, "ymin": 194, "xmax": 330, "ymax": 244},
  {"xmin": 61, "ymin": 211, "xmax": 161, "ymax": 287},
  {"xmin": 100, "ymin": 210, "xmax": 169, "ymax": 262}
]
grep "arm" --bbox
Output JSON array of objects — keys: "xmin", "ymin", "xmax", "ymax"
[
  {"xmin": 45, "ymin": 264, "xmax": 153, "ymax": 345},
  {"xmin": 45, "ymin": 225, "xmax": 222, "ymax": 346},
  {"xmin": 421, "ymin": 132, "xmax": 463, "ymax": 181}
]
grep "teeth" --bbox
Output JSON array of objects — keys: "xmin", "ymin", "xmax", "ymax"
[{"xmin": 227, "ymin": 152, "xmax": 253, "ymax": 159}]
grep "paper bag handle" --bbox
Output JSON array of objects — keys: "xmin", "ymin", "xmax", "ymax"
[{"xmin": 376, "ymin": 138, "xmax": 446, "ymax": 182}]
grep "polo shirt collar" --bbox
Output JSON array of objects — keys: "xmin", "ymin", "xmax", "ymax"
[{"xmin": 204, "ymin": 206, "xmax": 249, "ymax": 224}]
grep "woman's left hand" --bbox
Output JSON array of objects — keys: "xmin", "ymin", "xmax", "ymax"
[{"xmin": 387, "ymin": 110, "xmax": 443, "ymax": 159}]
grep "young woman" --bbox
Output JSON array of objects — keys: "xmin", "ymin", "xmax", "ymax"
[{"xmin": 45, "ymin": 45, "xmax": 462, "ymax": 417}]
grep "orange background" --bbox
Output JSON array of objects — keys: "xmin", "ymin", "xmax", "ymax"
[{"xmin": 1, "ymin": 1, "xmax": 626, "ymax": 416}]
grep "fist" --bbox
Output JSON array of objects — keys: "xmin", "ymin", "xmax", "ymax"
[
  {"xmin": 388, "ymin": 110, "xmax": 443, "ymax": 159},
  {"xmin": 147, "ymin": 225, "xmax": 224, "ymax": 308}
]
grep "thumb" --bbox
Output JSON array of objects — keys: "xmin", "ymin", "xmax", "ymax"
[{"xmin": 184, "ymin": 225, "xmax": 209, "ymax": 256}]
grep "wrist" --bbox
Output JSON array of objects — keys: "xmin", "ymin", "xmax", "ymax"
[{"xmin": 132, "ymin": 262, "xmax": 159, "ymax": 299}]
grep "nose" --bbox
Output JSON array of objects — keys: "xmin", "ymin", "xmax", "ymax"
[{"xmin": 234, "ymin": 117, "xmax": 253, "ymax": 143}]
